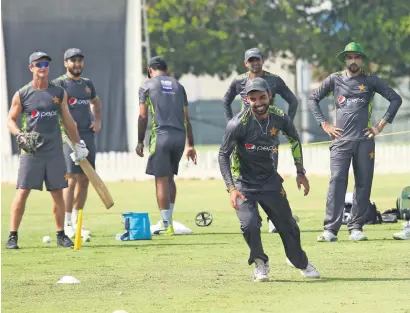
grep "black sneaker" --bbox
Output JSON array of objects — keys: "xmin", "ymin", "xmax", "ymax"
[
  {"xmin": 57, "ymin": 234, "xmax": 74, "ymax": 248},
  {"xmin": 6, "ymin": 235, "xmax": 19, "ymax": 249}
]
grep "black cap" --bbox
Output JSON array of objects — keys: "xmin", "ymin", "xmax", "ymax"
[
  {"xmin": 29, "ymin": 51, "xmax": 52, "ymax": 64},
  {"xmin": 244, "ymin": 48, "xmax": 263, "ymax": 61},
  {"xmin": 148, "ymin": 56, "xmax": 167, "ymax": 68},
  {"xmin": 147, "ymin": 56, "xmax": 168, "ymax": 78},
  {"xmin": 245, "ymin": 77, "xmax": 270, "ymax": 94},
  {"xmin": 64, "ymin": 48, "xmax": 84, "ymax": 60}
]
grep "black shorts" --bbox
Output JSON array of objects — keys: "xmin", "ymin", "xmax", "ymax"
[
  {"xmin": 17, "ymin": 152, "xmax": 68, "ymax": 191},
  {"xmin": 146, "ymin": 131, "xmax": 185, "ymax": 177},
  {"xmin": 63, "ymin": 132, "xmax": 96, "ymax": 174}
]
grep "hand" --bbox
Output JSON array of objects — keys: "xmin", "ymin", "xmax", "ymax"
[
  {"xmin": 89, "ymin": 120, "xmax": 101, "ymax": 133},
  {"xmin": 185, "ymin": 146, "xmax": 197, "ymax": 165},
  {"xmin": 229, "ymin": 189, "xmax": 247, "ymax": 210},
  {"xmin": 135, "ymin": 142, "xmax": 144, "ymax": 157},
  {"xmin": 296, "ymin": 173, "xmax": 310, "ymax": 196},
  {"xmin": 321, "ymin": 121, "xmax": 343, "ymax": 139},
  {"xmin": 16, "ymin": 131, "xmax": 43, "ymax": 155},
  {"xmin": 364, "ymin": 123, "xmax": 384, "ymax": 139},
  {"xmin": 70, "ymin": 140, "xmax": 89, "ymax": 165}
]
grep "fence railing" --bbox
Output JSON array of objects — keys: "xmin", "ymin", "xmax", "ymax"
[{"xmin": 2, "ymin": 144, "xmax": 409, "ymax": 184}]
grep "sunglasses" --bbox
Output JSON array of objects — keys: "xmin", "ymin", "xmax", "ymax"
[{"xmin": 34, "ymin": 61, "xmax": 49, "ymax": 68}]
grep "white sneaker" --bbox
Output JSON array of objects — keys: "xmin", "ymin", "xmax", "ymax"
[
  {"xmin": 317, "ymin": 230, "xmax": 338, "ymax": 242},
  {"xmin": 393, "ymin": 224, "xmax": 410, "ymax": 240},
  {"xmin": 349, "ymin": 229, "xmax": 368, "ymax": 241},
  {"xmin": 286, "ymin": 258, "xmax": 320, "ymax": 278},
  {"xmin": 64, "ymin": 225, "xmax": 76, "ymax": 239},
  {"xmin": 254, "ymin": 259, "xmax": 270, "ymax": 282},
  {"xmin": 300, "ymin": 263, "xmax": 321, "ymax": 278}
]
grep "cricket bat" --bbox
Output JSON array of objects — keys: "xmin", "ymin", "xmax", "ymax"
[
  {"xmin": 63, "ymin": 131, "xmax": 114, "ymax": 209},
  {"xmin": 74, "ymin": 209, "xmax": 83, "ymax": 250}
]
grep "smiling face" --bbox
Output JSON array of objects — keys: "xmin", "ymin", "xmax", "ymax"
[
  {"xmin": 246, "ymin": 90, "xmax": 271, "ymax": 116},
  {"xmin": 345, "ymin": 53, "xmax": 363, "ymax": 73},
  {"xmin": 65, "ymin": 56, "xmax": 84, "ymax": 77},
  {"xmin": 29, "ymin": 58, "xmax": 50, "ymax": 79},
  {"xmin": 245, "ymin": 56, "xmax": 264, "ymax": 74}
]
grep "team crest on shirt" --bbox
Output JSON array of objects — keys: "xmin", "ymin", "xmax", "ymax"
[
  {"xmin": 85, "ymin": 86, "xmax": 91, "ymax": 94},
  {"xmin": 359, "ymin": 84, "xmax": 366, "ymax": 92},
  {"xmin": 52, "ymin": 96, "xmax": 60, "ymax": 104},
  {"xmin": 270, "ymin": 127, "xmax": 278, "ymax": 136},
  {"xmin": 160, "ymin": 80, "xmax": 174, "ymax": 94}
]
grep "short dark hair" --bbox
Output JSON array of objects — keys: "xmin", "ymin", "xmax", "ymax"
[{"xmin": 149, "ymin": 63, "xmax": 167, "ymax": 71}]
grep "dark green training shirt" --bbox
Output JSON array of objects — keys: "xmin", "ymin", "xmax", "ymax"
[
  {"xmin": 218, "ymin": 107, "xmax": 303, "ymax": 192},
  {"xmin": 222, "ymin": 71, "xmax": 298, "ymax": 121},
  {"xmin": 308, "ymin": 71, "xmax": 402, "ymax": 141}
]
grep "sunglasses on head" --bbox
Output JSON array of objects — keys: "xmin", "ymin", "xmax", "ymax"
[{"xmin": 34, "ymin": 61, "xmax": 49, "ymax": 68}]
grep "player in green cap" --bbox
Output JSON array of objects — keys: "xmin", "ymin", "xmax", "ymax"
[{"xmin": 308, "ymin": 42, "xmax": 402, "ymax": 242}]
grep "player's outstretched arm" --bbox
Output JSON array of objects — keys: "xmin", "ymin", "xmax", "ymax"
[
  {"xmin": 7, "ymin": 92, "xmax": 23, "ymax": 136},
  {"xmin": 60, "ymin": 91, "xmax": 81, "ymax": 144},
  {"xmin": 276, "ymin": 76, "xmax": 298, "ymax": 120},
  {"xmin": 218, "ymin": 119, "xmax": 246, "ymax": 208},
  {"xmin": 282, "ymin": 114, "xmax": 310, "ymax": 196},
  {"xmin": 222, "ymin": 79, "xmax": 239, "ymax": 121}
]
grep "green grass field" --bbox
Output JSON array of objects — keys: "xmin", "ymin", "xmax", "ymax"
[{"xmin": 1, "ymin": 174, "xmax": 409, "ymax": 313}]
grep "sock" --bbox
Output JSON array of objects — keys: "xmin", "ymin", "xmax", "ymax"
[
  {"xmin": 65, "ymin": 212, "xmax": 72, "ymax": 226},
  {"xmin": 9, "ymin": 231, "xmax": 18, "ymax": 237},
  {"xmin": 72, "ymin": 209, "xmax": 79, "ymax": 225},
  {"xmin": 160, "ymin": 209, "xmax": 172, "ymax": 228},
  {"xmin": 169, "ymin": 203, "xmax": 175, "ymax": 220},
  {"xmin": 56, "ymin": 230, "xmax": 65, "ymax": 237}
]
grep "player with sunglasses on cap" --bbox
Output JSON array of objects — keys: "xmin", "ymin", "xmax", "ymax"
[
  {"xmin": 52, "ymin": 48, "xmax": 102, "ymax": 239},
  {"xmin": 5, "ymin": 51, "xmax": 88, "ymax": 249}
]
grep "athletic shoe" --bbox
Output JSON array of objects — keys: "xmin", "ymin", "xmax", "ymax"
[
  {"xmin": 349, "ymin": 229, "xmax": 368, "ymax": 241},
  {"xmin": 57, "ymin": 234, "xmax": 74, "ymax": 247},
  {"xmin": 164, "ymin": 225, "xmax": 175, "ymax": 236},
  {"xmin": 6, "ymin": 235, "xmax": 19, "ymax": 249},
  {"xmin": 254, "ymin": 259, "xmax": 270, "ymax": 282},
  {"xmin": 317, "ymin": 230, "xmax": 338, "ymax": 242},
  {"xmin": 393, "ymin": 223, "xmax": 410, "ymax": 240},
  {"xmin": 300, "ymin": 263, "xmax": 320, "ymax": 278}
]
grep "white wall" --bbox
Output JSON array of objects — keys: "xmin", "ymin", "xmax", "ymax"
[{"xmin": 2, "ymin": 144, "xmax": 409, "ymax": 183}]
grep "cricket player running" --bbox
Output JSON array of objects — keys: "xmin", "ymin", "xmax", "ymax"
[
  {"xmin": 6, "ymin": 51, "xmax": 89, "ymax": 249},
  {"xmin": 224, "ymin": 48, "xmax": 300, "ymax": 233},
  {"xmin": 309, "ymin": 42, "xmax": 402, "ymax": 242},
  {"xmin": 137, "ymin": 56, "xmax": 197, "ymax": 235},
  {"xmin": 52, "ymin": 48, "xmax": 102, "ymax": 238},
  {"xmin": 218, "ymin": 77, "xmax": 320, "ymax": 281}
]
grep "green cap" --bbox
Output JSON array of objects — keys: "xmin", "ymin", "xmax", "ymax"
[{"xmin": 336, "ymin": 42, "xmax": 368, "ymax": 63}]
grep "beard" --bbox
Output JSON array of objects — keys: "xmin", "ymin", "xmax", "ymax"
[
  {"xmin": 68, "ymin": 67, "xmax": 82, "ymax": 77},
  {"xmin": 348, "ymin": 63, "xmax": 360, "ymax": 73},
  {"xmin": 251, "ymin": 103, "xmax": 269, "ymax": 116},
  {"xmin": 250, "ymin": 64, "xmax": 262, "ymax": 73}
]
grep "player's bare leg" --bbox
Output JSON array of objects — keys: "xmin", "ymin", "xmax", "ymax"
[
  {"xmin": 63, "ymin": 174, "xmax": 77, "ymax": 237},
  {"xmin": 6, "ymin": 189, "xmax": 31, "ymax": 249},
  {"xmin": 50, "ymin": 189, "xmax": 74, "ymax": 247},
  {"xmin": 155, "ymin": 176, "xmax": 174, "ymax": 235},
  {"xmin": 169, "ymin": 175, "xmax": 176, "ymax": 219}
]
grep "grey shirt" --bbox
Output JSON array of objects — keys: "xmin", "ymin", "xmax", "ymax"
[
  {"xmin": 218, "ymin": 107, "xmax": 303, "ymax": 192},
  {"xmin": 139, "ymin": 75, "xmax": 188, "ymax": 133},
  {"xmin": 223, "ymin": 71, "xmax": 298, "ymax": 121},
  {"xmin": 18, "ymin": 81, "xmax": 65, "ymax": 155},
  {"xmin": 308, "ymin": 71, "xmax": 402, "ymax": 141},
  {"xmin": 52, "ymin": 75, "xmax": 97, "ymax": 134}
]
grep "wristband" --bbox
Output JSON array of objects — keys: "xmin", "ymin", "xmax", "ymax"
[
  {"xmin": 137, "ymin": 142, "xmax": 144, "ymax": 148},
  {"xmin": 297, "ymin": 168, "xmax": 306, "ymax": 175},
  {"xmin": 227, "ymin": 187, "xmax": 237, "ymax": 193}
]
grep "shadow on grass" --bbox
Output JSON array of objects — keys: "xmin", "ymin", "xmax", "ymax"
[
  {"xmin": 272, "ymin": 277, "xmax": 410, "ymax": 283},
  {"xmin": 89, "ymin": 242, "xmax": 230, "ymax": 248}
]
